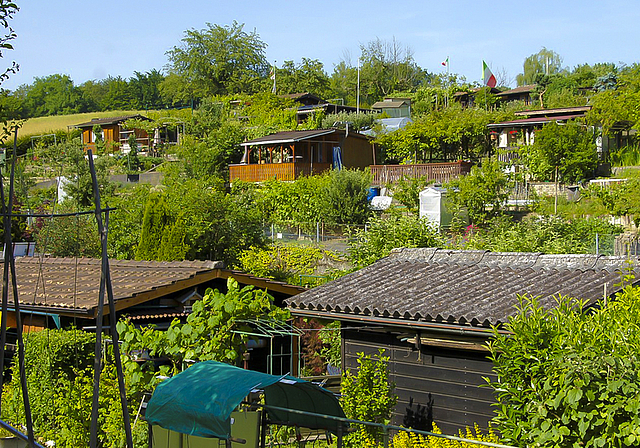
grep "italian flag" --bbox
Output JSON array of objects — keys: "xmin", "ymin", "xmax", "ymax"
[{"xmin": 483, "ymin": 60, "xmax": 497, "ymax": 88}]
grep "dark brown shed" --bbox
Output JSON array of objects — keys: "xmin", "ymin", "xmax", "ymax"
[{"xmin": 286, "ymin": 248, "xmax": 640, "ymax": 434}]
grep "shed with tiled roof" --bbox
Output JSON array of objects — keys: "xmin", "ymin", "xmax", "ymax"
[
  {"xmin": 73, "ymin": 114, "xmax": 153, "ymax": 153},
  {"xmin": 286, "ymin": 248, "xmax": 640, "ymax": 434},
  {"xmin": 2, "ymin": 257, "xmax": 305, "ymax": 328}
]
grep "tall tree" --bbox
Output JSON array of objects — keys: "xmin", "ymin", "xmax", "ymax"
[
  {"xmin": 128, "ymin": 69, "xmax": 165, "ymax": 110},
  {"xmin": 79, "ymin": 79, "xmax": 109, "ymax": 111},
  {"xmin": 516, "ymin": 47, "xmax": 563, "ymax": 86},
  {"xmin": 100, "ymin": 75, "xmax": 135, "ymax": 110},
  {"xmin": 164, "ymin": 21, "xmax": 269, "ymax": 99},
  {"xmin": 18, "ymin": 74, "xmax": 87, "ymax": 117},
  {"xmin": 331, "ymin": 38, "xmax": 428, "ymax": 106},
  {"xmin": 275, "ymin": 58, "xmax": 331, "ymax": 98},
  {"xmin": 359, "ymin": 37, "xmax": 428, "ymax": 102}
]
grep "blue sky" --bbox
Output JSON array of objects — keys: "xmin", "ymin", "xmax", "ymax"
[{"xmin": 3, "ymin": 0, "xmax": 640, "ymax": 91}]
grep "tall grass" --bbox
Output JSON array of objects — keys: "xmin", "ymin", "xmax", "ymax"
[
  {"xmin": 609, "ymin": 144, "xmax": 640, "ymax": 167},
  {"xmin": 11, "ymin": 110, "xmax": 144, "ymax": 140}
]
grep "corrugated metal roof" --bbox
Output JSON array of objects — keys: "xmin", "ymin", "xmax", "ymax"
[{"xmin": 286, "ymin": 248, "xmax": 639, "ymax": 328}]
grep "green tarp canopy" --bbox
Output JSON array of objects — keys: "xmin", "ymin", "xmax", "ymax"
[{"xmin": 145, "ymin": 361, "xmax": 346, "ymax": 440}]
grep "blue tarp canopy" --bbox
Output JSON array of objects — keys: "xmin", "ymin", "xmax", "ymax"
[{"xmin": 145, "ymin": 361, "xmax": 346, "ymax": 440}]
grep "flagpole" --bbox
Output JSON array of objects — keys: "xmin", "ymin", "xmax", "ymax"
[
  {"xmin": 357, "ymin": 57, "xmax": 360, "ymax": 114},
  {"xmin": 271, "ymin": 61, "xmax": 277, "ymax": 94},
  {"xmin": 445, "ymin": 56, "xmax": 449, "ymax": 108}
]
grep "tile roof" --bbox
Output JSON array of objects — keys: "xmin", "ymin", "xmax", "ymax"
[
  {"xmin": 286, "ymin": 248, "xmax": 640, "ymax": 328},
  {"xmin": 2, "ymin": 257, "xmax": 223, "ymax": 315}
]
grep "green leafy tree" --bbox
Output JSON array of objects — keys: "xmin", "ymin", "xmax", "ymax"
[
  {"xmin": 488, "ymin": 286, "xmax": 640, "ymax": 447},
  {"xmin": 17, "ymin": 74, "xmax": 87, "ymax": 117},
  {"xmin": 321, "ymin": 168, "xmax": 372, "ymax": 225},
  {"xmin": 107, "ymin": 184, "xmax": 151, "ymax": 259},
  {"xmin": 165, "ymin": 21, "xmax": 269, "ymax": 98},
  {"xmin": 242, "ymin": 92, "xmax": 298, "ymax": 138},
  {"xmin": 128, "ymin": 69, "xmax": 165, "ymax": 110},
  {"xmin": 78, "ymin": 78, "xmax": 109, "ymax": 111},
  {"xmin": 446, "ymin": 157, "xmax": 511, "ymax": 226},
  {"xmin": 358, "ymin": 37, "xmax": 428, "ymax": 103},
  {"xmin": 99, "ymin": 75, "xmax": 136, "ymax": 110},
  {"xmin": 390, "ymin": 176, "xmax": 433, "ymax": 215},
  {"xmin": 256, "ymin": 175, "xmax": 325, "ymax": 228},
  {"xmin": 341, "ymin": 350, "xmax": 397, "ymax": 446},
  {"xmin": 34, "ymin": 210, "xmax": 101, "ymax": 258},
  {"xmin": 375, "ymin": 105, "xmax": 508, "ymax": 164},
  {"xmin": 524, "ymin": 121, "xmax": 597, "ymax": 183},
  {"xmin": 276, "ymin": 58, "xmax": 331, "ymax": 98},
  {"xmin": 516, "ymin": 47, "xmax": 563, "ymax": 86}
]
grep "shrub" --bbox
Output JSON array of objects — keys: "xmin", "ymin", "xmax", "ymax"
[
  {"xmin": 349, "ymin": 213, "xmax": 444, "ymax": 267},
  {"xmin": 1, "ymin": 329, "xmax": 145, "ymax": 448},
  {"xmin": 392, "ymin": 423, "xmax": 501, "ymax": 448},
  {"xmin": 341, "ymin": 350, "xmax": 397, "ymax": 446},
  {"xmin": 487, "ymin": 286, "xmax": 640, "ymax": 447},
  {"xmin": 321, "ymin": 168, "xmax": 372, "ymax": 225},
  {"xmin": 237, "ymin": 243, "xmax": 329, "ymax": 284}
]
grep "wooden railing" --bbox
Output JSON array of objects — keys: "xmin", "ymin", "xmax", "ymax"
[
  {"xmin": 370, "ymin": 161, "xmax": 472, "ymax": 185},
  {"xmin": 229, "ymin": 162, "xmax": 332, "ymax": 182}
]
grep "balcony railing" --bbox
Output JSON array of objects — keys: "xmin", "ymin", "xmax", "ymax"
[
  {"xmin": 229, "ymin": 162, "xmax": 332, "ymax": 182},
  {"xmin": 370, "ymin": 161, "xmax": 472, "ymax": 185}
]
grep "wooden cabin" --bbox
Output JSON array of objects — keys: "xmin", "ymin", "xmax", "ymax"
[
  {"xmin": 74, "ymin": 114, "xmax": 152, "ymax": 153},
  {"xmin": 230, "ymin": 128, "xmax": 375, "ymax": 182}
]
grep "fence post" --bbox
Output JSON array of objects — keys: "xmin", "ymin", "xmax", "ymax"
[
  {"xmin": 383, "ymin": 425, "xmax": 389, "ymax": 448},
  {"xmin": 316, "ymin": 222, "xmax": 320, "ymax": 243}
]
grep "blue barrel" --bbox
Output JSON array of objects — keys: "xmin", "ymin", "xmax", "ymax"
[{"xmin": 367, "ymin": 187, "xmax": 381, "ymax": 201}]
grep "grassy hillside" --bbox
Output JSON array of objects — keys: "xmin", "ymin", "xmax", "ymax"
[{"xmin": 14, "ymin": 110, "xmax": 145, "ymax": 138}]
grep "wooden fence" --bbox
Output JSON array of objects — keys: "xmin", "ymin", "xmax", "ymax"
[
  {"xmin": 229, "ymin": 162, "xmax": 331, "ymax": 182},
  {"xmin": 370, "ymin": 161, "xmax": 472, "ymax": 185}
]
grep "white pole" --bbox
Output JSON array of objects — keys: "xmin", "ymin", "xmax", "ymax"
[{"xmin": 357, "ymin": 58, "xmax": 361, "ymax": 114}]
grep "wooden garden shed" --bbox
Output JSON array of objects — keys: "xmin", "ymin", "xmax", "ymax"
[
  {"xmin": 286, "ymin": 248, "xmax": 640, "ymax": 434},
  {"xmin": 230, "ymin": 128, "xmax": 374, "ymax": 182},
  {"xmin": 74, "ymin": 114, "xmax": 152, "ymax": 152}
]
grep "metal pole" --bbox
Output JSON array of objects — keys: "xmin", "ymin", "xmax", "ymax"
[
  {"xmin": 87, "ymin": 151, "xmax": 134, "ymax": 448},
  {"xmin": 0, "ymin": 129, "xmax": 36, "ymax": 448}
]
